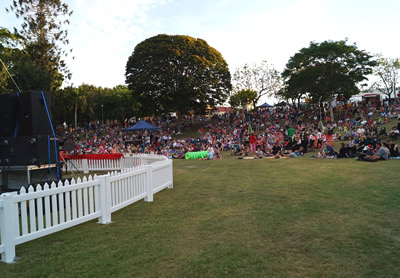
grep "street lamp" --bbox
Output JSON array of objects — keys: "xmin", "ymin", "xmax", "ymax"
[{"xmin": 101, "ymin": 104, "xmax": 104, "ymax": 124}]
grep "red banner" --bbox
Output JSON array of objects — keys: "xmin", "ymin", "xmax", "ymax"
[{"xmin": 62, "ymin": 153, "xmax": 124, "ymax": 160}]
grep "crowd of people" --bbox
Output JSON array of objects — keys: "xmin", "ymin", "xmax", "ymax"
[{"xmin": 58, "ymin": 100, "xmax": 400, "ymax": 162}]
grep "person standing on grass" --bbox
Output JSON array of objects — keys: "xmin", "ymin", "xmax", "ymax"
[
  {"xmin": 300, "ymin": 128, "xmax": 308, "ymax": 153},
  {"xmin": 248, "ymin": 131, "xmax": 257, "ymax": 155},
  {"xmin": 287, "ymin": 125, "xmax": 296, "ymax": 140},
  {"xmin": 316, "ymin": 129, "xmax": 323, "ymax": 149}
]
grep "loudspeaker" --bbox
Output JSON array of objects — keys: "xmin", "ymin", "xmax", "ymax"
[
  {"xmin": 18, "ymin": 91, "xmax": 52, "ymax": 136},
  {"xmin": 0, "ymin": 135, "xmax": 59, "ymax": 166},
  {"xmin": 0, "ymin": 93, "xmax": 19, "ymax": 137}
]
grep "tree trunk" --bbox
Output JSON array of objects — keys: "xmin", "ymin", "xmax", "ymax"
[
  {"xmin": 176, "ymin": 111, "xmax": 182, "ymax": 133},
  {"xmin": 74, "ymin": 103, "xmax": 78, "ymax": 129},
  {"xmin": 329, "ymin": 98, "xmax": 334, "ymax": 123}
]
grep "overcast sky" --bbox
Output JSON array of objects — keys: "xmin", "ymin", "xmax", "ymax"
[{"xmin": 1, "ymin": 0, "xmax": 399, "ymax": 93}]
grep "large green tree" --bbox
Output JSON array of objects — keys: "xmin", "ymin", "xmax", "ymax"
[
  {"xmin": 276, "ymin": 83, "xmax": 304, "ymax": 107},
  {"xmin": 229, "ymin": 89, "xmax": 257, "ymax": 111},
  {"xmin": 282, "ymin": 40, "xmax": 376, "ymax": 119},
  {"xmin": 125, "ymin": 34, "xmax": 232, "ymax": 123},
  {"xmin": 6, "ymin": 0, "xmax": 73, "ymax": 92}
]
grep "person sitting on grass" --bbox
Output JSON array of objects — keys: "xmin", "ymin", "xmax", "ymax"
[
  {"xmin": 288, "ymin": 145, "xmax": 304, "ymax": 157},
  {"xmin": 213, "ymin": 145, "xmax": 222, "ymax": 159},
  {"xmin": 175, "ymin": 146, "xmax": 188, "ymax": 159},
  {"xmin": 271, "ymin": 142, "xmax": 283, "ymax": 158},
  {"xmin": 379, "ymin": 127, "xmax": 387, "ymax": 137},
  {"xmin": 202, "ymin": 145, "xmax": 214, "ymax": 160},
  {"xmin": 364, "ymin": 142, "xmax": 388, "ymax": 161},
  {"xmin": 388, "ymin": 127, "xmax": 400, "ymax": 140},
  {"xmin": 242, "ymin": 146, "xmax": 250, "ymax": 157},
  {"xmin": 357, "ymin": 144, "xmax": 374, "ymax": 161},
  {"xmin": 316, "ymin": 143, "xmax": 336, "ymax": 158},
  {"xmin": 238, "ymin": 145, "xmax": 250, "ymax": 159},
  {"xmin": 337, "ymin": 142, "xmax": 350, "ymax": 158},
  {"xmin": 231, "ymin": 141, "xmax": 241, "ymax": 156},
  {"xmin": 385, "ymin": 140, "xmax": 400, "ymax": 158},
  {"xmin": 255, "ymin": 148, "xmax": 264, "ymax": 158}
]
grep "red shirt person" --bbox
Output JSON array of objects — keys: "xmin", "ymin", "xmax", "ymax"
[{"xmin": 248, "ymin": 132, "xmax": 257, "ymax": 153}]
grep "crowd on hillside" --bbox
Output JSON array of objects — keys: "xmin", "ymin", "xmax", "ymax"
[{"xmin": 58, "ymin": 100, "xmax": 400, "ymax": 162}]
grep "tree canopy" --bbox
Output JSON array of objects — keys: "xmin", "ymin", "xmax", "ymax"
[
  {"xmin": 0, "ymin": 27, "xmax": 20, "ymax": 93},
  {"xmin": 51, "ymin": 84, "xmax": 137, "ymax": 126},
  {"xmin": 5, "ymin": 0, "xmax": 73, "ymax": 92},
  {"xmin": 125, "ymin": 34, "xmax": 232, "ymax": 120},
  {"xmin": 233, "ymin": 60, "xmax": 281, "ymax": 108},
  {"xmin": 372, "ymin": 55, "xmax": 399, "ymax": 100},
  {"xmin": 229, "ymin": 89, "xmax": 257, "ymax": 110},
  {"xmin": 281, "ymin": 40, "xmax": 376, "ymax": 105}
]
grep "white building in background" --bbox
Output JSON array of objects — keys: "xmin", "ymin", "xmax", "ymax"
[
  {"xmin": 349, "ymin": 88, "xmax": 399, "ymax": 104},
  {"xmin": 349, "ymin": 94, "xmax": 363, "ymax": 103}
]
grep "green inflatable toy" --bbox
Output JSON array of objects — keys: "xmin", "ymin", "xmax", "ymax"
[{"xmin": 185, "ymin": 151, "xmax": 208, "ymax": 159}]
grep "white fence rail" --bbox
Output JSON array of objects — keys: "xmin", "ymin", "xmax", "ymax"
[
  {"xmin": 65, "ymin": 154, "xmax": 165, "ymax": 173},
  {"xmin": 0, "ymin": 155, "xmax": 173, "ymax": 263}
]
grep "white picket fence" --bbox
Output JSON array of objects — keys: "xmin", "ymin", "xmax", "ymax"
[
  {"xmin": 0, "ymin": 155, "xmax": 173, "ymax": 263},
  {"xmin": 64, "ymin": 154, "xmax": 166, "ymax": 173}
]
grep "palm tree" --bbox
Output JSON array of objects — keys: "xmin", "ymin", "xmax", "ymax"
[{"xmin": 64, "ymin": 86, "xmax": 87, "ymax": 128}]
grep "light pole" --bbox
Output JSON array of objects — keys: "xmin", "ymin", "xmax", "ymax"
[
  {"xmin": 101, "ymin": 104, "xmax": 104, "ymax": 124},
  {"xmin": 319, "ymin": 96, "xmax": 323, "ymax": 121}
]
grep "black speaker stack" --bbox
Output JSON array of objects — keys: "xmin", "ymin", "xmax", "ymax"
[{"xmin": 0, "ymin": 91, "xmax": 60, "ymax": 192}]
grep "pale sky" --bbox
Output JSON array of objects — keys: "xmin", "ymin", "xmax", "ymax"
[{"xmin": 1, "ymin": 0, "xmax": 399, "ymax": 94}]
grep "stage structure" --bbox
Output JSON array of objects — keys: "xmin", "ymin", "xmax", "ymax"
[{"xmin": 0, "ymin": 91, "xmax": 61, "ymax": 192}]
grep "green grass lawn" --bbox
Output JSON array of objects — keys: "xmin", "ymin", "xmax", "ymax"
[{"xmin": 1, "ymin": 153, "xmax": 400, "ymax": 277}]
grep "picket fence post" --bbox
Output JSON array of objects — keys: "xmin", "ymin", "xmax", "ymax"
[
  {"xmin": 144, "ymin": 165, "xmax": 153, "ymax": 202},
  {"xmin": 98, "ymin": 174, "xmax": 112, "ymax": 224},
  {"xmin": 168, "ymin": 160, "xmax": 174, "ymax": 189},
  {"xmin": 83, "ymin": 159, "xmax": 89, "ymax": 174},
  {"xmin": 0, "ymin": 192, "xmax": 18, "ymax": 263},
  {"xmin": 120, "ymin": 157, "xmax": 125, "ymax": 170}
]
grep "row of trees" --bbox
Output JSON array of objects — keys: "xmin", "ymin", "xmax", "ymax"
[
  {"xmin": 1, "ymin": 0, "xmax": 399, "ymax": 126},
  {"xmin": 52, "ymin": 84, "xmax": 137, "ymax": 128},
  {"xmin": 230, "ymin": 42, "xmax": 400, "ymax": 113},
  {"xmin": 125, "ymin": 35, "xmax": 399, "ymax": 124}
]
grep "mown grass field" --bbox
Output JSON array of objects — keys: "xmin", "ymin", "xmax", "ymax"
[{"xmin": 1, "ymin": 152, "xmax": 400, "ymax": 277}]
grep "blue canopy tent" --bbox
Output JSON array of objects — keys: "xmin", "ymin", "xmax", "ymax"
[
  {"xmin": 123, "ymin": 121, "xmax": 161, "ymax": 152},
  {"xmin": 257, "ymin": 102, "xmax": 273, "ymax": 108},
  {"xmin": 275, "ymin": 101, "xmax": 288, "ymax": 107},
  {"xmin": 123, "ymin": 120, "xmax": 161, "ymax": 131}
]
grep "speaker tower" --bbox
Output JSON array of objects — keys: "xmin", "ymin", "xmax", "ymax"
[{"xmin": 18, "ymin": 91, "xmax": 52, "ymax": 136}]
